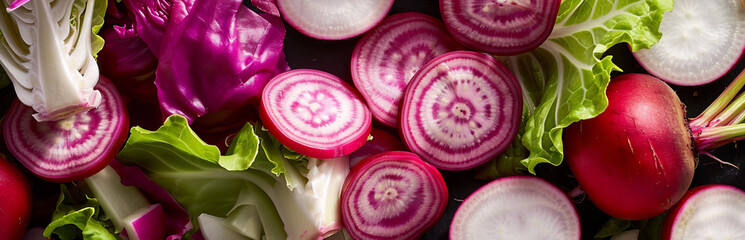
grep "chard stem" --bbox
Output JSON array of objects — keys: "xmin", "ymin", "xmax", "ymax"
[
  {"xmin": 695, "ymin": 123, "xmax": 745, "ymax": 151},
  {"xmin": 689, "ymin": 69, "xmax": 745, "ymax": 130},
  {"xmin": 709, "ymin": 91, "xmax": 745, "ymax": 127}
]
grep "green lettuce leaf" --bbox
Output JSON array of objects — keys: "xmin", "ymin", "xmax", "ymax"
[
  {"xmin": 117, "ymin": 115, "xmax": 348, "ymax": 240},
  {"xmin": 504, "ymin": 0, "xmax": 673, "ymax": 173},
  {"xmin": 43, "ymin": 185, "xmax": 117, "ymax": 240}
]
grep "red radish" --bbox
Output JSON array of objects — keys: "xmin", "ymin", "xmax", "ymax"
[
  {"xmin": 3, "ymin": 76, "xmax": 128, "ymax": 182},
  {"xmin": 399, "ymin": 50, "xmax": 522, "ymax": 170},
  {"xmin": 632, "ymin": 0, "xmax": 745, "ymax": 86},
  {"xmin": 662, "ymin": 184, "xmax": 745, "ymax": 240},
  {"xmin": 341, "ymin": 151, "xmax": 447, "ymax": 240},
  {"xmin": 276, "ymin": 0, "xmax": 394, "ymax": 40},
  {"xmin": 439, "ymin": 0, "xmax": 561, "ymax": 55},
  {"xmin": 0, "ymin": 155, "xmax": 32, "ymax": 240},
  {"xmin": 564, "ymin": 74, "xmax": 696, "ymax": 220},
  {"xmin": 259, "ymin": 69, "xmax": 372, "ymax": 159},
  {"xmin": 351, "ymin": 12, "xmax": 463, "ymax": 127},
  {"xmin": 348, "ymin": 128, "xmax": 406, "ymax": 167},
  {"xmin": 450, "ymin": 176, "xmax": 580, "ymax": 240}
]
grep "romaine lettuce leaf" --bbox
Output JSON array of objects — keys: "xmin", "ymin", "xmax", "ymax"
[
  {"xmin": 117, "ymin": 115, "xmax": 347, "ymax": 240},
  {"xmin": 498, "ymin": 0, "xmax": 673, "ymax": 174},
  {"xmin": 43, "ymin": 185, "xmax": 117, "ymax": 240}
]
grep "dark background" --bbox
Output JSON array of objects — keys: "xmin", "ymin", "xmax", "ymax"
[{"xmin": 1, "ymin": 0, "xmax": 743, "ymax": 239}]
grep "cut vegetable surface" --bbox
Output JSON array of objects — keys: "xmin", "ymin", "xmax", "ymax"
[
  {"xmin": 450, "ymin": 176, "xmax": 580, "ymax": 239},
  {"xmin": 399, "ymin": 50, "xmax": 521, "ymax": 170},
  {"xmin": 351, "ymin": 12, "xmax": 463, "ymax": 127},
  {"xmin": 341, "ymin": 151, "xmax": 447, "ymax": 240},
  {"xmin": 277, "ymin": 0, "xmax": 394, "ymax": 40},
  {"xmin": 633, "ymin": 0, "xmax": 745, "ymax": 85},
  {"xmin": 260, "ymin": 69, "xmax": 372, "ymax": 159},
  {"xmin": 439, "ymin": 0, "xmax": 561, "ymax": 55},
  {"xmin": 3, "ymin": 76, "xmax": 128, "ymax": 182},
  {"xmin": 662, "ymin": 184, "xmax": 745, "ymax": 240}
]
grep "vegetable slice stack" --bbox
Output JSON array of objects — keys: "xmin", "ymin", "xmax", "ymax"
[
  {"xmin": 351, "ymin": 12, "xmax": 463, "ymax": 127},
  {"xmin": 3, "ymin": 76, "xmax": 128, "ymax": 182},
  {"xmin": 450, "ymin": 176, "xmax": 580, "ymax": 239},
  {"xmin": 259, "ymin": 69, "xmax": 372, "ymax": 159},
  {"xmin": 440, "ymin": 0, "xmax": 561, "ymax": 55},
  {"xmin": 400, "ymin": 51, "xmax": 522, "ymax": 170},
  {"xmin": 341, "ymin": 151, "xmax": 447, "ymax": 240},
  {"xmin": 277, "ymin": 0, "xmax": 394, "ymax": 40}
]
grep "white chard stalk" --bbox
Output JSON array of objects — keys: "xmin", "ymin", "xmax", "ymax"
[{"xmin": 0, "ymin": 0, "xmax": 101, "ymax": 121}]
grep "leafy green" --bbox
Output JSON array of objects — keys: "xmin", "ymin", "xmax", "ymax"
[
  {"xmin": 0, "ymin": 67, "xmax": 9, "ymax": 90},
  {"xmin": 116, "ymin": 115, "xmax": 348, "ymax": 240},
  {"xmin": 594, "ymin": 213, "xmax": 666, "ymax": 240},
  {"xmin": 0, "ymin": 0, "xmax": 108, "ymax": 120},
  {"xmin": 43, "ymin": 185, "xmax": 117, "ymax": 240},
  {"xmin": 502, "ymin": 0, "xmax": 674, "ymax": 173}
]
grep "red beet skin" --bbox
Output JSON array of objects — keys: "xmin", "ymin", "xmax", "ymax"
[{"xmin": 564, "ymin": 73, "xmax": 695, "ymax": 220}]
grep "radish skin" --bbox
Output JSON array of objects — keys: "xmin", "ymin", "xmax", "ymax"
[{"xmin": 564, "ymin": 74, "xmax": 695, "ymax": 220}]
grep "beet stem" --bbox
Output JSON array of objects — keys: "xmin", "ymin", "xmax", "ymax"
[
  {"xmin": 695, "ymin": 123, "xmax": 745, "ymax": 151},
  {"xmin": 689, "ymin": 69, "xmax": 745, "ymax": 130}
]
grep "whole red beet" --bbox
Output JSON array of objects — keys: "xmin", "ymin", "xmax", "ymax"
[{"xmin": 564, "ymin": 73, "xmax": 695, "ymax": 220}]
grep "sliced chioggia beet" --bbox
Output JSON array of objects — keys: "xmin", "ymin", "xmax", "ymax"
[
  {"xmin": 259, "ymin": 69, "xmax": 372, "ymax": 159},
  {"xmin": 197, "ymin": 213, "xmax": 250, "ymax": 240},
  {"xmin": 341, "ymin": 151, "xmax": 447, "ymax": 240},
  {"xmin": 450, "ymin": 176, "xmax": 580, "ymax": 240},
  {"xmin": 121, "ymin": 204, "xmax": 167, "ymax": 240},
  {"xmin": 351, "ymin": 12, "xmax": 463, "ymax": 127},
  {"xmin": 3, "ymin": 76, "xmax": 128, "ymax": 182},
  {"xmin": 439, "ymin": 0, "xmax": 561, "ymax": 55},
  {"xmin": 276, "ymin": 0, "xmax": 394, "ymax": 40},
  {"xmin": 348, "ymin": 128, "xmax": 406, "ymax": 167},
  {"xmin": 399, "ymin": 50, "xmax": 522, "ymax": 170},
  {"xmin": 632, "ymin": 0, "xmax": 745, "ymax": 85},
  {"xmin": 662, "ymin": 184, "xmax": 745, "ymax": 239}
]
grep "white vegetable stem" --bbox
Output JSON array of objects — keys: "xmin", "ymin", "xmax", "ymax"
[
  {"xmin": 84, "ymin": 166, "xmax": 150, "ymax": 233},
  {"xmin": 0, "ymin": 0, "xmax": 101, "ymax": 121}
]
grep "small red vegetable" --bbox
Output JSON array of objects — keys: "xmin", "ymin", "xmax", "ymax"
[{"xmin": 0, "ymin": 155, "xmax": 32, "ymax": 240}]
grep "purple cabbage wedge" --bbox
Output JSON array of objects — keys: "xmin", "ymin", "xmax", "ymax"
[{"xmin": 153, "ymin": 0, "xmax": 289, "ymax": 123}]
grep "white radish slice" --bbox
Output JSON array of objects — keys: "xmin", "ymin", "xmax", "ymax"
[
  {"xmin": 399, "ymin": 50, "xmax": 522, "ymax": 170},
  {"xmin": 341, "ymin": 151, "xmax": 447, "ymax": 240},
  {"xmin": 662, "ymin": 184, "xmax": 745, "ymax": 240},
  {"xmin": 351, "ymin": 12, "xmax": 464, "ymax": 127},
  {"xmin": 439, "ymin": 0, "xmax": 561, "ymax": 55},
  {"xmin": 633, "ymin": 0, "xmax": 745, "ymax": 86},
  {"xmin": 450, "ymin": 176, "xmax": 581, "ymax": 240},
  {"xmin": 259, "ymin": 69, "xmax": 372, "ymax": 159},
  {"xmin": 276, "ymin": 0, "xmax": 394, "ymax": 40},
  {"xmin": 3, "ymin": 76, "xmax": 128, "ymax": 182}
]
